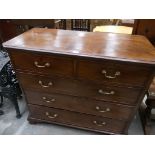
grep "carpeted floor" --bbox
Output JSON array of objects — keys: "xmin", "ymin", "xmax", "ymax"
[{"xmin": 0, "ymin": 96, "xmax": 153, "ymax": 135}]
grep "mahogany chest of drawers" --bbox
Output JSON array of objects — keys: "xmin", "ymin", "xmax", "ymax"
[{"xmin": 3, "ymin": 28, "xmax": 155, "ymax": 134}]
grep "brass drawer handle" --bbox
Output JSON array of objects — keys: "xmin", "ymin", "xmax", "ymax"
[
  {"xmin": 34, "ymin": 61, "xmax": 50, "ymax": 68},
  {"xmin": 98, "ymin": 89, "xmax": 115, "ymax": 95},
  {"xmin": 93, "ymin": 120, "xmax": 106, "ymax": 126},
  {"xmin": 95, "ymin": 106, "xmax": 111, "ymax": 113},
  {"xmin": 42, "ymin": 97, "xmax": 56, "ymax": 103},
  {"xmin": 39, "ymin": 80, "xmax": 53, "ymax": 88},
  {"xmin": 101, "ymin": 70, "xmax": 120, "ymax": 79},
  {"xmin": 45, "ymin": 112, "xmax": 58, "ymax": 119}
]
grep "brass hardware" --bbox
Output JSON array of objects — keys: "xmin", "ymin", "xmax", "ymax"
[
  {"xmin": 34, "ymin": 61, "xmax": 50, "ymax": 68},
  {"xmin": 101, "ymin": 70, "xmax": 120, "ymax": 79},
  {"xmin": 98, "ymin": 89, "xmax": 115, "ymax": 95},
  {"xmin": 39, "ymin": 80, "xmax": 53, "ymax": 88},
  {"xmin": 45, "ymin": 112, "xmax": 58, "ymax": 119},
  {"xmin": 95, "ymin": 106, "xmax": 111, "ymax": 113},
  {"xmin": 93, "ymin": 120, "xmax": 106, "ymax": 126},
  {"xmin": 42, "ymin": 97, "xmax": 56, "ymax": 103}
]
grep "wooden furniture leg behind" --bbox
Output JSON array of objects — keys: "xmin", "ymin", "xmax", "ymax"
[{"xmin": 139, "ymin": 77, "xmax": 155, "ymax": 134}]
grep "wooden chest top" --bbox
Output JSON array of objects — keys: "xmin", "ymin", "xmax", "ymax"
[{"xmin": 3, "ymin": 28, "xmax": 155, "ymax": 64}]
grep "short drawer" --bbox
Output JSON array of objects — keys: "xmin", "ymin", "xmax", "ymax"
[
  {"xmin": 25, "ymin": 90, "xmax": 134, "ymax": 120},
  {"xmin": 19, "ymin": 73, "xmax": 141, "ymax": 105},
  {"xmin": 28, "ymin": 104, "xmax": 127, "ymax": 134},
  {"xmin": 10, "ymin": 50, "xmax": 74, "ymax": 77},
  {"xmin": 78, "ymin": 59, "xmax": 151, "ymax": 87}
]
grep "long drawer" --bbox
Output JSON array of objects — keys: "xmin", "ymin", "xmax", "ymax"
[
  {"xmin": 10, "ymin": 50, "xmax": 74, "ymax": 77},
  {"xmin": 28, "ymin": 104, "xmax": 126, "ymax": 134},
  {"xmin": 18, "ymin": 73, "xmax": 141, "ymax": 105},
  {"xmin": 25, "ymin": 90, "xmax": 134, "ymax": 120},
  {"xmin": 78, "ymin": 59, "xmax": 151, "ymax": 87}
]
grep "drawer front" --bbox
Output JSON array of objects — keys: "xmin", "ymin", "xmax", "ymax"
[
  {"xmin": 25, "ymin": 90, "xmax": 134, "ymax": 120},
  {"xmin": 10, "ymin": 51, "xmax": 74, "ymax": 77},
  {"xmin": 19, "ymin": 73, "xmax": 141, "ymax": 105},
  {"xmin": 28, "ymin": 104, "xmax": 126, "ymax": 134},
  {"xmin": 78, "ymin": 59, "xmax": 150, "ymax": 87}
]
